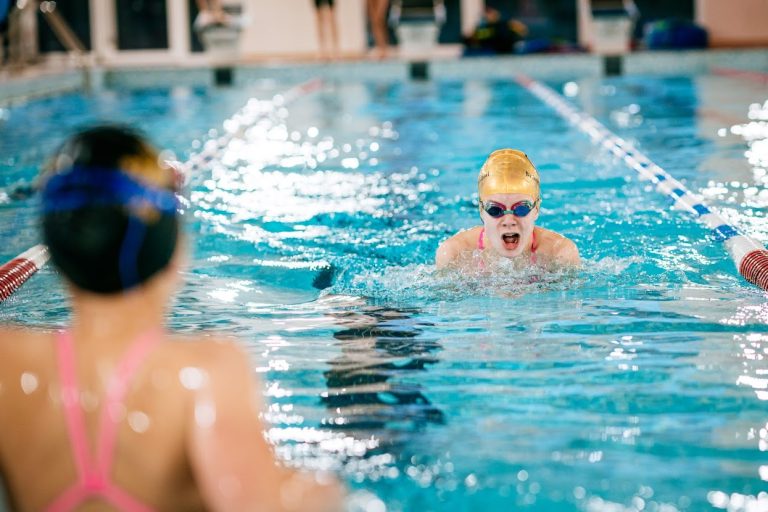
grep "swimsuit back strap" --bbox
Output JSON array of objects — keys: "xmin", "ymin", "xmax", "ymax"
[
  {"xmin": 477, "ymin": 228, "xmax": 485, "ymax": 250},
  {"xmin": 47, "ymin": 330, "xmax": 161, "ymax": 512},
  {"xmin": 49, "ymin": 331, "xmax": 94, "ymax": 512},
  {"xmin": 55, "ymin": 331, "xmax": 93, "ymax": 480},
  {"xmin": 95, "ymin": 329, "xmax": 161, "ymax": 475}
]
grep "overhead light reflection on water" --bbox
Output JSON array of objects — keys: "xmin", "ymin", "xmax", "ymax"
[
  {"xmin": 253, "ymin": 258, "xmax": 331, "ymax": 269},
  {"xmin": 195, "ymin": 168, "xmax": 387, "ymax": 224},
  {"xmin": 207, "ymin": 289, "xmax": 239, "ymax": 302},
  {"xmin": 689, "ymin": 113, "xmax": 765, "ymax": 283},
  {"xmin": 261, "ymin": 335, "xmax": 289, "ymax": 349},
  {"xmin": 721, "ymin": 302, "xmax": 768, "ymax": 327},
  {"xmin": 266, "ymin": 381, "xmax": 292, "ymax": 398},
  {"xmin": 267, "ymin": 427, "xmax": 378, "ymax": 458},
  {"xmin": 265, "ymin": 402, "xmax": 303, "ymax": 426},
  {"xmin": 707, "ymin": 490, "xmax": 768, "ymax": 511},
  {"xmin": 610, "ymin": 103, "xmax": 643, "ymax": 129},
  {"xmin": 708, "ymin": 99, "xmax": 768, "ymax": 217},
  {"xmin": 563, "ymin": 81, "xmax": 579, "ymax": 97},
  {"xmin": 732, "ymin": 332, "xmax": 768, "ymax": 400},
  {"xmin": 341, "ymin": 158, "xmax": 360, "ymax": 169}
]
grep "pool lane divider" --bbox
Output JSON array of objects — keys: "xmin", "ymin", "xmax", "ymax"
[
  {"xmin": 0, "ymin": 245, "xmax": 49, "ymax": 302},
  {"xmin": 0, "ymin": 78, "xmax": 324, "ymax": 303},
  {"xmin": 515, "ymin": 74, "xmax": 768, "ymax": 292},
  {"xmin": 712, "ymin": 67, "xmax": 768, "ymax": 86},
  {"xmin": 184, "ymin": 78, "xmax": 323, "ymax": 176}
]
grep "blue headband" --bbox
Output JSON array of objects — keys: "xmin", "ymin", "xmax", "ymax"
[
  {"xmin": 41, "ymin": 165, "xmax": 178, "ymax": 290},
  {"xmin": 41, "ymin": 165, "xmax": 177, "ymax": 214}
]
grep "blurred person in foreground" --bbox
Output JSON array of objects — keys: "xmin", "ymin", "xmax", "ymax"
[{"xmin": 0, "ymin": 125, "xmax": 343, "ymax": 512}]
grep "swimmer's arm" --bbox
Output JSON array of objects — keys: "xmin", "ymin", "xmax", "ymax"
[
  {"xmin": 553, "ymin": 237, "xmax": 580, "ymax": 267},
  {"xmin": 187, "ymin": 342, "xmax": 344, "ymax": 512},
  {"xmin": 435, "ymin": 237, "xmax": 462, "ymax": 269}
]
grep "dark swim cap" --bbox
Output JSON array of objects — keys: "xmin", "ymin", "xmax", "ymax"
[{"xmin": 40, "ymin": 125, "xmax": 179, "ymax": 294}]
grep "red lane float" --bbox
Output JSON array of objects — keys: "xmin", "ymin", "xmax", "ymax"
[
  {"xmin": 0, "ymin": 245, "xmax": 50, "ymax": 302},
  {"xmin": 740, "ymin": 250, "xmax": 768, "ymax": 291},
  {"xmin": 712, "ymin": 67, "xmax": 768, "ymax": 86}
]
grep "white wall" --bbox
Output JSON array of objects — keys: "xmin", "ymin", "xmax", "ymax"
[
  {"xmin": 86, "ymin": 0, "xmax": 484, "ymax": 65},
  {"xmin": 239, "ymin": 0, "xmax": 366, "ymax": 58},
  {"xmin": 695, "ymin": 0, "xmax": 768, "ymax": 47}
]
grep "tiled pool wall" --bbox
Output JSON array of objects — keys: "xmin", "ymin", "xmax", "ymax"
[{"xmin": 1, "ymin": 48, "xmax": 767, "ymax": 103}]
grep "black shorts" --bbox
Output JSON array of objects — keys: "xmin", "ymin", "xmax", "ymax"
[{"xmin": 315, "ymin": 0, "xmax": 334, "ymax": 7}]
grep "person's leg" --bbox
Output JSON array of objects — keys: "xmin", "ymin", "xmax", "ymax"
[
  {"xmin": 327, "ymin": 2, "xmax": 339, "ymax": 59},
  {"xmin": 368, "ymin": 0, "xmax": 389, "ymax": 58},
  {"xmin": 314, "ymin": 4, "xmax": 328, "ymax": 58}
]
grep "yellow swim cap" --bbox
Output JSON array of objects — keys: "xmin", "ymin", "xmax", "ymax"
[{"xmin": 477, "ymin": 149, "xmax": 540, "ymax": 201}]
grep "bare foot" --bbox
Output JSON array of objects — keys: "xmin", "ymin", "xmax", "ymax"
[{"xmin": 370, "ymin": 46, "xmax": 389, "ymax": 60}]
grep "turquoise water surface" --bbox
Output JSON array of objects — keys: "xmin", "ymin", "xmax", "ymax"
[{"xmin": 1, "ymin": 74, "xmax": 767, "ymax": 511}]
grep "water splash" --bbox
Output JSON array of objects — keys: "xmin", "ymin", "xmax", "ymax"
[{"xmin": 331, "ymin": 256, "xmax": 641, "ymax": 304}]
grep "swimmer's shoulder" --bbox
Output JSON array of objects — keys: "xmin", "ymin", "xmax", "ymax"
[
  {"xmin": 0, "ymin": 326, "xmax": 57, "ymax": 364},
  {"xmin": 164, "ymin": 333, "xmax": 251, "ymax": 364},
  {"xmin": 161, "ymin": 333, "xmax": 257, "ymax": 389},
  {"xmin": 436, "ymin": 226, "xmax": 483, "ymax": 268},
  {"xmin": 534, "ymin": 227, "xmax": 580, "ymax": 266}
]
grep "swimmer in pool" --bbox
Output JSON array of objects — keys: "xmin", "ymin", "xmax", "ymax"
[
  {"xmin": 0, "ymin": 125, "xmax": 342, "ymax": 512},
  {"xmin": 436, "ymin": 148, "xmax": 580, "ymax": 269}
]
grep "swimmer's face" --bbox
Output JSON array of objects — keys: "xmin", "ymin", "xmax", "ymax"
[{"xmin": 480, "ymin": 192, "xmax": 539, "ymax": 258}]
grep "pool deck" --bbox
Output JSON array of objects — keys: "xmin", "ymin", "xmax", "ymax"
[{"xmin": 1, "ymin": 47, "xmax": 767, "ymax": 104}]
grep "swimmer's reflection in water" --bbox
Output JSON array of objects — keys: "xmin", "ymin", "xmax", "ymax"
[{"xmin": 320, "ymin": 297, "xmax": 445, "ymax": 450}]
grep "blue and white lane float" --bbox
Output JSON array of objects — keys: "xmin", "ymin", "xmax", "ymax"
[
  {"xmin": 0, "ymin": 78, "xmax": 324, "ymax": 303},
  {"xmin": 515, "ymin": 74, "xmax": 768, "ymax": 292}
]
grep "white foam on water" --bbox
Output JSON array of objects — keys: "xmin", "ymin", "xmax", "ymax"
[{"xmin": 331, "ymin": 255, "xmax": 642, "ymax": 303}]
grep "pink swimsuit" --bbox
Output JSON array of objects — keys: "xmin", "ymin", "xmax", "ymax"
[
  {"xmin": 477, "ymin": 228, "xmax": 538, "ymax": 264},
  {"xmin": 46, "ymin": 330, "xmax": 161, "ymax": 512}
]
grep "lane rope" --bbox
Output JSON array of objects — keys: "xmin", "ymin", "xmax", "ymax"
[
  {"xmin": 712, "ymin": 67, "xmax": 768, "ymax": 86},
  {"xmin": 0, "ymin": 245, "xmax": 49, "ymax": 302},
  {"xmin": 0, "ymin": 78, "xmax": 324, "ymax": 303},
  {"xmin": 515, "ymin": 74, "xmax": 768, "ymax": 291}
]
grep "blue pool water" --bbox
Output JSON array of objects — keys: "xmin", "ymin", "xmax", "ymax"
[{"xmin": 1, "ymin": 73, "xmax": 767, "ymax": 511}]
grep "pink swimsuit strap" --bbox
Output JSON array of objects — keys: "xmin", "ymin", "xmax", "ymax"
[
  {"xmin": 477, "ymin": 228, "xmax": 538, "ymax": 264},
  {"xmin": 46, "ymin": 330, "xmax": 161, "ymax": 512}
]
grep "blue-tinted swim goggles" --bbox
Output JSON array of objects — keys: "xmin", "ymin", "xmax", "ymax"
[
  {"xmin": 41, "ymin": 165, "xmax": 178, "ymax": 214},
  {"xmin": 480, "ymin": 199, "xmax": 538, "ymax": 218}
]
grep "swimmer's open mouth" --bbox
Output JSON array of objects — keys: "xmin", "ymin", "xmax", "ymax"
[{"xmin": 501, "ymin": 233, "xmax": 520, "ymax": 250}]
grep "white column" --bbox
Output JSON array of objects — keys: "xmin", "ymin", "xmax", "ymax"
[
  {"xmin": 576, "ymin": 0, "xmax": 592, "ymax": 49},
  {"xmin": 460, "ymin": 0, "xmax": 484, "ymax": 37},
  {"xmin": 167, "ymin": 0, "xmax": 191, "ymax": 61},
  {"xmin": 89, "ymin": 0, "xmax": 116, "ymax": 64},
  {"xmin": 337, "ymin": 0, "xmax": 366, "ymax": 55}
]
